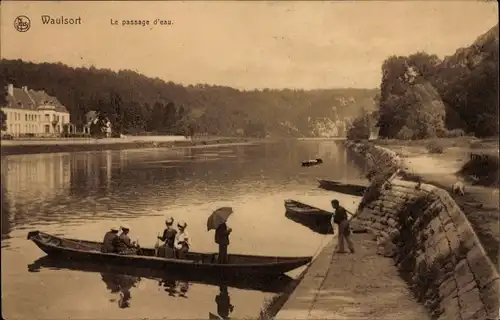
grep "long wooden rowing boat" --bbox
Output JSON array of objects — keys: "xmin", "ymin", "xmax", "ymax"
[
  {"xmin": 317, "ymin": 179, "xmax": 368, "ymax": 196},
  {"xmin": 28, "ymin": 255, "xmax": 294, "ymax": 293},
  {"xmin": 27, "ymin": 231, "xmax": 312, "ymax": 278},
  {"xmin": 284, "ymin": 200, "xmax": 332, "ymax": 235}
]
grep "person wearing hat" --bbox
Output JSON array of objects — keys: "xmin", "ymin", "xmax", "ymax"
[
  {"xmin": 174, "ymin": 221, "xmax": 190, "ymax": 259},
  {"xmin": 331, "ymin": 199, "xmax": 355, "ymax": 254},
  {"xmin": 101, "ymin": 225, "xmax": 120, "ymax": 253},
  {"xmin": 116, "ymin": 224, "xmax": 139, "ymax": 255},
  {"xmin": 158, "ymin": 217, "xmax": 177, "ymax": 258}
]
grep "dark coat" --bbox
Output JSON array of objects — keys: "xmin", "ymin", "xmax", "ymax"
[
  {"xmin": 215, "ymin": 223, "xmax": 231, "ymax": 245},
  {"xmin": 101, "ymin": 231, "xmax": 119, "ymax": 253}
]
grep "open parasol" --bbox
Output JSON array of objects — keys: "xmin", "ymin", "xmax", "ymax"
[{"xmin": 207, "ymin": 207, "xmax": 233, "ymax": 231}]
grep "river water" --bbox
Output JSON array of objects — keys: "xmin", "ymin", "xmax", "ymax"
[{"xmin": 1, "ymin": 139, "xmax": 365, "ymax": 320}]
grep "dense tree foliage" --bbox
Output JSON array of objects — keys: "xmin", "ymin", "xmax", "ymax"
[
  {"xmin": 0, "ymin": 59, "xmax": 378, "ymax": 137},
  {"xmin": 376, "ymin": 24, "xmax": 499, "ymax": 139},
  {"xmin": 346, "ymin": 109, "xmax": 377, "ymax": 140},
  {"xmin": 0, "ymin": 110, "xmax": 6, "ymax": 131}
]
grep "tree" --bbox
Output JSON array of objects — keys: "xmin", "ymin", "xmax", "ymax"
[
  {"xmin": 0, "ymin": 58, "xmax": 380, "ymax": 138},
  {"xmin": 0, "ymin": 110, "xmax": 6, "ymax": 131}
]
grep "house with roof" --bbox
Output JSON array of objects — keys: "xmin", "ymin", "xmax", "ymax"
[{"xmin": 1, "ymin": 84, "xmax": 75, "ymax": 137}]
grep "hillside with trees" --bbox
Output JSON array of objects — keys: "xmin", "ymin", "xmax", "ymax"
[
  {"xmin": 0, "ymin": 59, "xmax": 378, "ymax": 138},
  {"xmin": 349, "ymin": 24, "xmax": 498, "ymax": 140}
]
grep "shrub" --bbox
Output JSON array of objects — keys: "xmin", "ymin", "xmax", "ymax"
[
  {"xmin": 426, "ymin": 140, "xmax": 445, "ymax": 154},
  {"xmin": 440, "ymin": 129, "xmax": 466, "ymax": 138},
  {"xmin": 396, "ymin": 126, "xmax": 414, "ymax": 140}
]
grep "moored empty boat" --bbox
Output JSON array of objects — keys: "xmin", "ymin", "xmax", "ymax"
[
  {"xmin": 301, "ymin": 158, "xmax": 323, "ymax": 167},
  {"xmin": 284, "ymin": 199, "xmax": 332, "ymax": 234},
  {"xmin": 317, "ymin": 179, "xmax": 368, "ymax": 196},
  {"xmin": 27, "ymin": 231, "xmax": 312, "ymax": 278}
]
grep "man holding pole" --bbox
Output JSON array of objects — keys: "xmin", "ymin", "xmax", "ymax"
[{"xmin": 331, "ymin": 199, "xmax": 355, "ymax": 254}]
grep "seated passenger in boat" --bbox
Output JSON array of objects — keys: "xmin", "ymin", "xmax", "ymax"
[
  {"xmin": 158, "ymin": 217, "xmax": 177, "ymax": 258},
  {"xmin": 116, "ymin": 224, "xmax": 139, "ymax": 255},
  {"xmin": 101, "ymin": 225, "xmax": 120, "ymax": 253},
  {"xmin": 174, "ymin": 221, "xmax": 190, "ymax": 259}
]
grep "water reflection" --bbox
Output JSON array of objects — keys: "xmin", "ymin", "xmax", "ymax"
[
  {"xmin": 27, "ymin": 255, "xmax": 293, "ymax": 316},
  {"xmin": 215, "ymin": 285, "xmax": 234, "ymax": 319},
  {"xmin": 159, "ymin": 278, "xmax": 190, "ymax": 298},
  {"xmin": 1, "ymin": 179, "xmax": 12, "ymax": 242},
  {"xmin": 101, "ymin": 273, "xmax": 140, "ymax": 309},
  {"xmin": 27, "ymin": 255, "xmax": 293, "ymax": 294}
]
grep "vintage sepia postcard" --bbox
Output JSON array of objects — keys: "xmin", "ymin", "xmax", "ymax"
[{"xmin": 1, "ymin": 1, "xmax": 498, "ymax": 319}]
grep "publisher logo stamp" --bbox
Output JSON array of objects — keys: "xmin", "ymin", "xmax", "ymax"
[{"xmin": 14, "ymin": 15, "xmax": 31, "ymax": 32}]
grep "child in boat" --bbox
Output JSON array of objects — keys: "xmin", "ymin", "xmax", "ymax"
[
  {"xmin": 158, "ymin": 217, "xmax": 177, "ymax": 258},
  {"xmin": 116, "ymin": 224, "xmax": 139, "ymax": 255},
  {"xmin": 174, "ymin": 221, "xmax": 190, "ymax": 259}
]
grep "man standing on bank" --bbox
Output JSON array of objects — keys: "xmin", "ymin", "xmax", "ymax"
[{"xmin": 331, "ymin": 199, "xmax": 355, "ymax": 254}]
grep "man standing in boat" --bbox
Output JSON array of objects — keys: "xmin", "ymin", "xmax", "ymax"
[
  {"xmin": 215, "ymin": 222, "xmax": 232, "ymax": 264},
  {"xmin": 101, "ymin": 225, "xmax": 120, "ymax": 253},
  {"xmin": 116, "ymin": 224, "xmax": 139, "ymax": 255},
  {"xmin": 331, "ymin": 199, "xmax": 355, "ymax": 254},
  {"xmin": 158, "ymin": 217, "xmax": 177, "ymax": 258}
]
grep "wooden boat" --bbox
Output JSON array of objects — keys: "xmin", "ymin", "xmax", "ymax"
[
  {"xmin": 27, "ymin": 231, "xmax": 312, "ymax": 278},
  {"xmin": 317, "ymin": 179, "xmax": 368, "ymax": 196},
  {"xmin": 301, "ymin": 158, "xmax": 323, "ymax": 167},
  {"xmin": 284, "ymin": 200, "xmax": 332, "ymax": 235},
  {"xmin": 28, "ymin": 255, "xmax": 294, "ymax": 293}
]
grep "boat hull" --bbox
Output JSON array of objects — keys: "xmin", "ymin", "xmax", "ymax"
[
  {"xmin": 317, "ymin": 179, "xmax": 368, "ymax": 196},
  {"xmin": 27, "ymin": 231, "xmax": 312, "ymax": 278},
  {"xmin": 284, "ymin": 200, "xmax": 332, "ymax": 235}
]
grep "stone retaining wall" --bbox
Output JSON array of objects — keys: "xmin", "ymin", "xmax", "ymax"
[{"xmin": 346, "ymin": 141, "xmax": 500, "ymax": 320}]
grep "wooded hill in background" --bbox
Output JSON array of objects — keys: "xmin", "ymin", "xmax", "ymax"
[
  {"xmin": 0, "ymin": 59, "xmax": 378, "ymax": 138},
  {"xmin": 374, "ymin": 24, "xmax": 499, "ymax": 139}
]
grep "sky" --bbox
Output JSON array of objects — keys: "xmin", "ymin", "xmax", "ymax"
[{"xmin": 1, "ymin": 1, "xmax": 498, "ymax": 90}]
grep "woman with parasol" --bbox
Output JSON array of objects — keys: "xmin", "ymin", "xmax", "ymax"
[{"xmin": 207, "ymin": 207, "xmax": 233, "ymax": 264}]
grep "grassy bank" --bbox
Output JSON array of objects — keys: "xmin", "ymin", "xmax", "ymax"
[
  {"xmin": 368, "ymin": 137, "xmax": 499, "ymax": 269},
  {"xmin": 0, "ymin": 137, "xmax": 262, "ymax": 156}
]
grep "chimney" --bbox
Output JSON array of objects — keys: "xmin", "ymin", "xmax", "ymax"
[
  {"xmin": 7, "ymin": 84, "xmax": 14, "ymax": 96},
  {"xmin": 22, "ymin": 86, "xmax": 28, "ymax": 92}
]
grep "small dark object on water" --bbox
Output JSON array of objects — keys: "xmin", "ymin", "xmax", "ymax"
[{"xmin": 301, "ymin": 158, "xmax": 323, "ymax": 167}]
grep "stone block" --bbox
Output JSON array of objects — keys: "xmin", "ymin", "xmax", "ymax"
[
  {"xmin": 455, "ymin": 222, "xmax": 480, "ymax": 250},
  {"xmin": 458, "ymin": 287, "xmax": 485, "ymax": 320},
  {"xmin": 386, "ymin": 217, "xmax": 398, "ymax": 228},
  {"xmin": 466, "ymin": 245, "xmax": 499, "ymax": 290},
  {"xmin": 455, "ymin": 259, "xmax": 476, "ymax": 291},
  {"xmin": 446, "ymin": 229, "xmax": 460, "ymax": 251},
  {"xmin": 439, "ymin": 277, "xmax": 458, "ymax": 300},
  {"xmin": 439, "ymin": 210, "xmax": 453, "ymax": 227},
  {"xmin": 425, "ymin": 246, "xmax": 441, "ymax": 265},
  {"xmin": 458, "ymin": 278, "xmax": 478, "ymax": 296},
  {"xmin": 479, "ymin": 279, "xmax": 500, "ymax": 315},
  {"xmin": 450, "ymin": 209, "xmax": 468, "ymax": 229},
  {"xmin": 441, "ymin": 296, "xmax": 463, "ymax": 320},
  {"xmin": 464, "ymin": 307, "xmax": 488, "ymax": 320},
  {"xmin": 427, "ymin": 217, "xmax": 445, "ymax": 236},
  {"xmin": 436, "ymin": 237, "xmax": 453, "ymax": 261}
]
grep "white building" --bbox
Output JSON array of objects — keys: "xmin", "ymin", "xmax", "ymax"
[{"xmin": 1, "ymin": 84, "xmax": 73, "ymax": 137}]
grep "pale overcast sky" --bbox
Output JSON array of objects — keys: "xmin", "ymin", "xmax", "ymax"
[{"xmin": 1, "ymin": 1, "xmax": 498, "ymax": 90}]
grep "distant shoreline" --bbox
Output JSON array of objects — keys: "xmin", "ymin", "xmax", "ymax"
[{"xmin": 0, "ymin": 136, "xmax": 264, "ymax": 156}]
